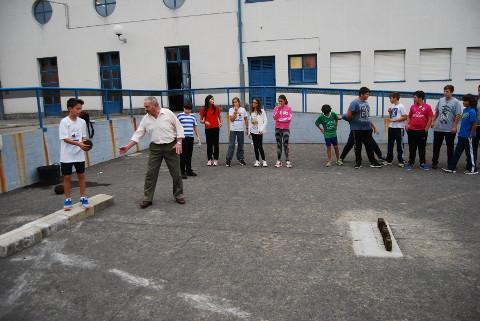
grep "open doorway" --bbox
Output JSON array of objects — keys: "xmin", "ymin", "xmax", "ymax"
[{"xmin": 165, "ymin": 46, "xmax": 191, "ymax": 111}]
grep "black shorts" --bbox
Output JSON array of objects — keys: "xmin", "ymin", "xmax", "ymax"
[{"xmin": 61, "ymin": 162, "xmax": 85, "ymax": 175}]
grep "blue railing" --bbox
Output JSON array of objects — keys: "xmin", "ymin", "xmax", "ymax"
[{"xmin": 0, "ymin": 86, "xmax": 463, "ymax": 130}]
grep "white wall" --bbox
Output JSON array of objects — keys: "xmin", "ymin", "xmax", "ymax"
[{"xmin": 0, "ymin": 0, "xmax": 479, "ymax": 114}]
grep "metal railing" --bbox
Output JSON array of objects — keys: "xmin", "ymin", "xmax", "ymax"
[{"xmin": 0, "ymin": 86, "xmax": 462, "ymax": 130}]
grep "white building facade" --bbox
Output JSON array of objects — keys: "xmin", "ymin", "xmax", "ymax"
[{"xmin": 0, "ymin": 0, "xmax": 479, "ymax": 115}]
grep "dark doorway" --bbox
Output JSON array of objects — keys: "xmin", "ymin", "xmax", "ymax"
[{"xmin": 165, "ymin": 46, "xmax": 191, "ymax": 111}]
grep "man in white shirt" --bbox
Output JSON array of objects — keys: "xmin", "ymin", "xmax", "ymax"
[{"xmin": 119, "ymin": 97, "xmax": 185, "ymax": 208}]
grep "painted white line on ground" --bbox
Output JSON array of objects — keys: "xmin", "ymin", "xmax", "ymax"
[
  {"xmin": 349, "ymin": 221, "xmax": 403, "ymax": 258},
  {"xmin": 108, "ymin": 269, "xmax": 165, "ymax": 290},
  {"xmin": 50, "ymin": 253, "xmax": 97, "ymax": 269},
  {"xmin": 178, "ymin": 293, "xmax": 251, "ymax": 319}
]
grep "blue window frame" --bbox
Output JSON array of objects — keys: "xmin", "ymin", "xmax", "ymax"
[
  {"xmin": 38, "ymin": 57, "xmax": 61, "ymax": 116},
  {"xmin": 33, "ymin": 0, "xmax": 53, "ymax": 24},
  {"xmin": 94, "ymin": 0, "xmax": 116, "ymax": 17},
  {"xmin": 163, "ymin": 0, "xmax": 185, "ymax": 9},
  {"xmin": 98, "ymin": 52, "xmax": 123, "ymax": 114},
  {"xmin": 288, "ymin": 54, "xmax": 317, "ymax": 85}
]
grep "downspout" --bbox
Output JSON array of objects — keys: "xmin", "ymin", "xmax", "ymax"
[{"xmin": 237, "ymin": 0, "xmax": 246, "ymax": 105}]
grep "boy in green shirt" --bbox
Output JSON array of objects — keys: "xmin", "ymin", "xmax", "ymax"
[{"xmin": 315, "ymin": 104, "xmax": 343, "ymax": 166}]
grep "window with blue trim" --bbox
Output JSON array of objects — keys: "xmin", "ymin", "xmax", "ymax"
[
  {"xmin": 95, "ymin": 0, "xmax": 116, "ymax": 17},
  {"xmin": 289, "ymin": 54, "xmax": 317, "ymax": 84},
  {"xmin": 33, "ymin": 0, "xmax": 53, "ymax": 24}
]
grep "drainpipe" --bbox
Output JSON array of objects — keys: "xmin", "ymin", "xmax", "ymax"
[
  {"xmin": 237, "ymin": 0, "xmax": 246, "ymax": 105},
  {"xmin": 0, "ymin": 81, "xmax": 4, "ymax": 120}
]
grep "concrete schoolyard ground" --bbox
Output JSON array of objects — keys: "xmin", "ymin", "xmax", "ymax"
[{"xmin": 0, "ymin": 143, "xmax": 479, "ymax": 321}]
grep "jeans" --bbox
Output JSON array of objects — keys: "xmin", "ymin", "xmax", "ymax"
[{"xmin": 226, "ymin": 131, "xmax": 245, "ymax": 161}]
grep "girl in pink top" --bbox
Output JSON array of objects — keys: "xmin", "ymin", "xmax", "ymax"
[{"xmin": 273, "ymin": 94, "xmax": 293, "ymax": 168}]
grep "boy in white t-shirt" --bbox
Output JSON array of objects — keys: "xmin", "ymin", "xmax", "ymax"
[
  {"xmin": 59, "ymin": 98, "xmax": 90, "ymax": 210},
  {"xmin": 385, "ymin": 92, "xmax": 408, "ymax": 167}
]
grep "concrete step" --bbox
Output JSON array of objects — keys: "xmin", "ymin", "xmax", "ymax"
[{"xmin": 0, "ymin": 194, "xmax": 113, "ymax": 258}]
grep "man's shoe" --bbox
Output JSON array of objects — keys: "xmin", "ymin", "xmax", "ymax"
[
  {"xmin": 175, "ymin": 197, "xmax": 186, "ymax": 204},
  {"xmin": 370, "ymin": 163, "xmax": 383, "ymax": 168},
  {"xmin": 419, "ymin": 163, "xmax": 430, "ymax": 171},
  {"xmin": 181, "ymin": 173, "xmax": 188, "ymax": 179},
  {"xmin": 139, "ymin": 200, "xmax": 153, "ymax": 209},
  {"xmin": 187, "ymin": 171, "xmax": 197, "ymax": 176},
  {"xmin": 239, "ymin": 159, "xmax": 247, "ymax": 166}
]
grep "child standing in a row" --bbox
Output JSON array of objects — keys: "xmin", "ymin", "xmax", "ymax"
[
  {"xmin": 315, "ymin": 104, "xmax": 342, "ymax": 166},
  {"xmin": 248, "ymin": 98, "xmax": 268, "ymax": 167},
  {"xmin": 273, "ymin": 94, "xmax": 293, "ymax": 168}
]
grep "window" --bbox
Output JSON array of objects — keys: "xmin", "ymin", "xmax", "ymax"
[
  {"xmin": 288, "ymin": 54, "xmax": 317, "ymax": 84},
  {"xmin": 163, "ymin": 0, "xmax": 185, "ymax": 9},
  {"xmin": 33, "ymin": 0, "xmax": 52, "ymax": 24},
  {"xmin": 466, "ymin": 47, "xmax": 480, "ymax": 80},
  {"xmin": 330, "ymin": 51, "xmax": 361, "ymax": 84},
  {"xmin": 374, "ymin": 50, "xmax": 405, "ymax": 82},
  {"xmin": 95, "ymin": 0, "xmax": 116, "ymax": 17},
  {"xmin": 419, "ymin": 48, "xmax": 451, "ymax": 81}
]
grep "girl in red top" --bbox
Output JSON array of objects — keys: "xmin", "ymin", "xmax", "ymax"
[
  {"xmin": 406, "ymin": 90, "xmax": 433, "ymax": 171},
  {"xmin": 200, "ymin": 95, "xmax": 223, "ymax": 166}
]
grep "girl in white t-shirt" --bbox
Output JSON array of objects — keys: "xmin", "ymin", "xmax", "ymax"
[{"xmin": 385, "ymin": 92, "xmax": 408, "ymax": 167}]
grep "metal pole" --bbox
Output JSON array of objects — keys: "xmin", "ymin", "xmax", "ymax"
[
  {"xmin": 128, "ymin": 90, "xmax": 133, "ymax": 117},
  {"xmin": 35, "ymin": 88, "xmax": 44, "ymax": 130},
  {"xmin": 227, "ymin": 88, "xmax": 230, "ymax": 109},
  {"xmin": 381, "ymin": 92, "xmax": 385, "ymax": 117},
  {"xmin": 237, "ymin": 0, "xmax": 246, "ymax": 104},
  {"xmin": 340, "ymin": 90, "xmax": 344, "ymax": 115},
  {"xmin": 376, "ymin": 94, "xmax": 379, "ymax": 116},
  {"xmin": 301, "ymin": 89, "xmax": 305, "ymax": 113},
  {"xmin": 192, "ymin": 89, "xmax": 196, "ymax": 112}
]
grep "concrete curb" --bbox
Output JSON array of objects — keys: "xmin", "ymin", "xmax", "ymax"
[{"xmin": 0, "ymin": 194, "xmax": 113, "ymax": 258}]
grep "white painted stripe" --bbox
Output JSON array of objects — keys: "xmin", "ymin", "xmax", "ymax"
[
  {"xmin": 108, "ymin": 269, "xmax": 165, "ymax": 290},
  {"xmin": 349, "ymin": 221, "xmax": 403, "ymax": 258},
  {"xmin": 178, "ymin": 293, "xmax": 251, "ymax": 319}
]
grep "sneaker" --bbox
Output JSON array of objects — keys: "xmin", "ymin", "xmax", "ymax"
[
  {"xmin": 80, "ymin": 197, "xmax": 90, "ymax": 208},
  {"xmin": 431, "ymin": 164, "xmax": 438, "ymax": 170},
  {"xmin": 207, "ymin": 160, "xmax": 212, "ymax": 166},
  {"xmin": 464, "ymin": 170, "xmax": 479, "ymax": 175},
  {"xmin": 385, "ymin": 162, "xmax": 393, "ymax": 166},
  {"xmin": 181, "ymin": 173, "xmax": 188, "ymax": 179},
  {"xmin": 419, "ymin": 163, "xmax": 430, "ymax": 171},
  {"xmin": 186, "ymin": 171, "xmax": 197, "ymax": 177},
  {"xmin": 405, "ymin": 164, "xmax": 413, "ymax": 171},
  {"xmin": 213, "ymin": 160, "xmax": 218, "ymax": 166},
  {"xmin": 286, "ymin": 161, "xmax": 293, "ymax": 168},
  {"xmin": 226, "ymin": 160, "xmax": 231, "ymax": 167},
  {"xmin": 336, "ymin": 159, "xmax": 344, "ymax": 166},
  {"xmin": 325, "ymin": 161, "xmax": 332, "ymax": 167},
  {"xmin": 397, "ymin": 163, "xmax": 405, "ymax": 168},
  {"xmin": 262, "ymin": 160, "xmax": 268, "ymax": 167},
  {"xmin": 442, "ymin": 168, "xmax": 456, "ymax": 173},
  {"xmin": 63, "ymin": 198, "xmax": 72, "ymax": 211},
  {"xmin": 378, "ymin": 157, "xmax": 388, "ymax": 165},
  {"xmin": 354, "ymin": 164, "xmax": 363, "ymax": 169},
  {"xmin": 369, "ymin": 163, "xmax": 383, "ymax": 168},
  {"xmin": 275, "ymin": 161, "xmax": 282, "ymax": 168},
  {"xmin": 254, "ymin": 160, "xmax": 260, "ymax": 167},
  {"xmin": 239, "ymin": 159, "xmax": 247, "ymax": 166}
]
